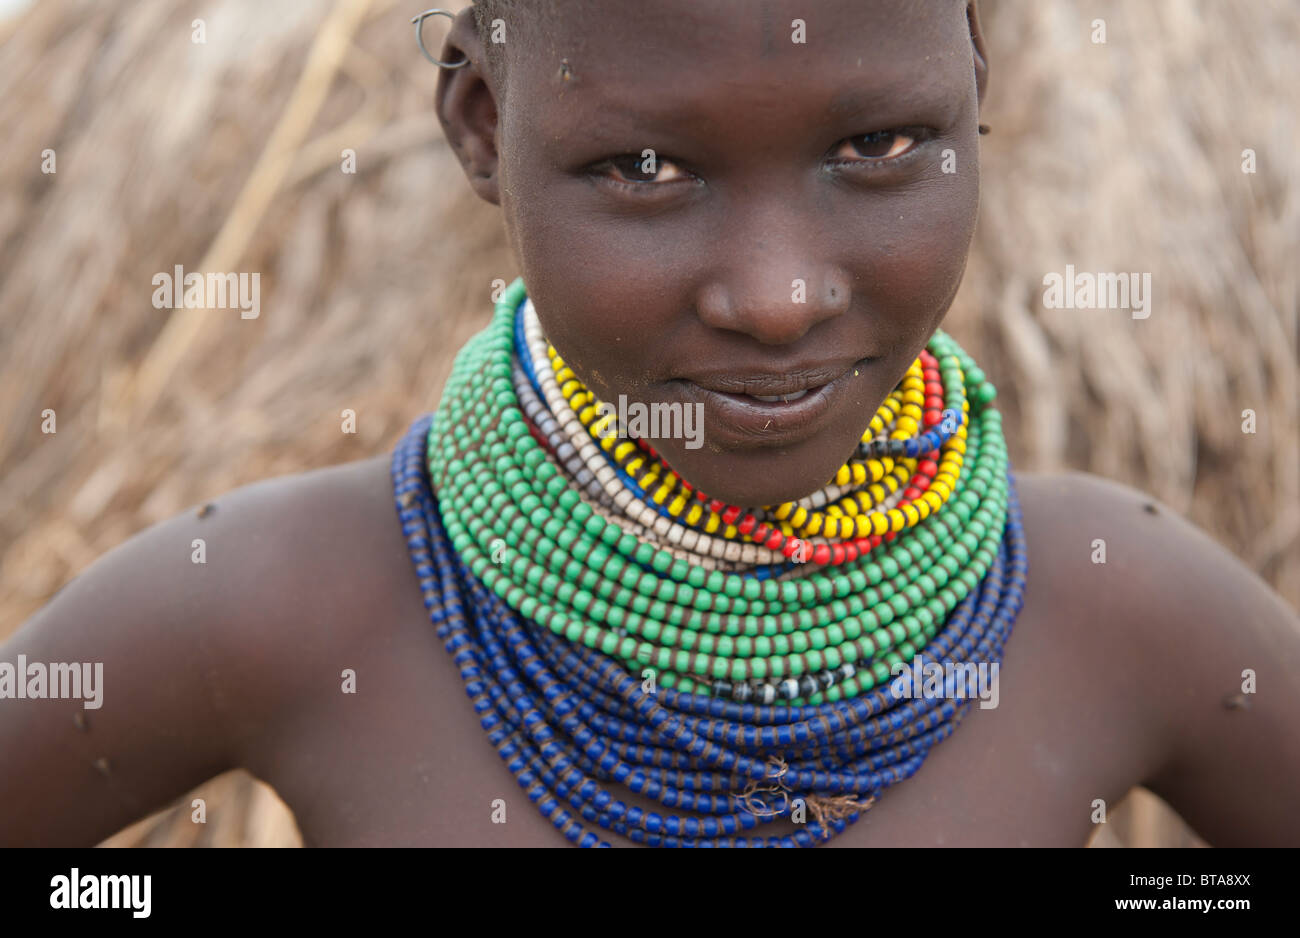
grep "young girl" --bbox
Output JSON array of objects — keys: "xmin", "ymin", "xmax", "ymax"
[{"xmin": 2, "ymin": 0, "xmax": 1297, "ymax": 847}]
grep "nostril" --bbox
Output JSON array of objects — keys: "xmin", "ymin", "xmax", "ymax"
[{"xmin": 694, "ymin": 274, "xmax": 851, "ymax": 346}]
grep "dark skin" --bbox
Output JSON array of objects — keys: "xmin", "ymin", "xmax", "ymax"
[
  {"xmin": 473, "ymin": 0, "xmax": 984, "ymax": 506},
  {"xmin": 2, "ymin": 1, "xmax": 1298, "ymax": 847}
]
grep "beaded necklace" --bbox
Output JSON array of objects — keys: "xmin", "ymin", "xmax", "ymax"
[{"xmin": 393, "ymin": 277, "xmax": 1027, "ymax": 846}]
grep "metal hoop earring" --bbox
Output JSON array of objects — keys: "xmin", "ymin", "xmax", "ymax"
[{"xmin": 412, "ymin": 8, "xmax": 470, "ymax": 69}]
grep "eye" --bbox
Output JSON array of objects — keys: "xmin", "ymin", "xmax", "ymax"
[
  {"xmin": 597, "ymin": 153, "xmax": 691, "ymax": 187},
  {"xmin": 830, "ymin": 129, "xmax": 920, "ymax": 163}
]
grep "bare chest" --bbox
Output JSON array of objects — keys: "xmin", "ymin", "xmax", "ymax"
[{"xmin": 248, "ymin": 561, "xmax": 1153, "ymax": 847}]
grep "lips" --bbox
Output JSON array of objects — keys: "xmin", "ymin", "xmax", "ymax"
[
  {"xmin": 672, "ymin": 357, "xmax": 875, "ymax": 446},
  {"xmin": 750, "ymin": 389, "xmax": 810, "ymax": 403},
  {"xmin": 683, "ymin": 365, "xmax": 852, "ymax": 399}
]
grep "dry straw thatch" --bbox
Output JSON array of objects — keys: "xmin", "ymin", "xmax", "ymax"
[{"xmin": 1, "ymin": 0, "xmax": 1293, "ymax": 848}]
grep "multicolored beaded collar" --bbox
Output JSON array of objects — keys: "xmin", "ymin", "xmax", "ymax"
[{"xmin": 392, "ymin": 277, "xmax": 1027, "ymax": 846}]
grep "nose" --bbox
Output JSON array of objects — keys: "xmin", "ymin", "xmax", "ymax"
[
  {"xmin": 691, "ymin": 179, "xmax": 852, "ymax": 342},
  {"xmin": 691, "ymin": 252, "xmax": 852, "ymax": 348}
]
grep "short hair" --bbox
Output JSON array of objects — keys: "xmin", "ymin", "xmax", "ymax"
[{"xmin": 470, "ymin": 0, "xmax": 558, "ymax": 101}]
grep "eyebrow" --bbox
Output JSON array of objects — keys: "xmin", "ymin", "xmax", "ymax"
[
  {"xmin": 556, "ymin": 68, "xmax": 965, "ymax": 150},
  {"xmin": 823, "ymin": 67, "xmax": 966, "ymax": 125}
]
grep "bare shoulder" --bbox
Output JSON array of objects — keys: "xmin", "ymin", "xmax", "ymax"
[
  {"xmin": 187, "ymin": 452, "xmax": 423, "ymax": 730},
  {"xmin": 1012, "ymin": 468, "xmax": 1296, "ymax": 634},
  {"xmin": 1012, "ymin": 469, "xmax": 1180, "ymax": 605},
  {"xmin": 1014, "ymin": 467, "xmax": 1177, "ymax": 544},
  {"xmin": 1012, "ymin": 467, "xmax": 1298, "ymax": 662},
  {"xmin": 0, "ymin": 451, "xmax": 418, "ymax": 844},
  {"xmin": 1012, "ymin": 470, "xmax": 1170, "ymax": 652},
  {"xmin": 1014, "ymin": 469, "xmax": 1300, "ymax": 845}
]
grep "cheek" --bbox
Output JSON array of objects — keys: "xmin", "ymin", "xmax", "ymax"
[
  {"xmin": 855, "ymin": 169, "xmax": 979, "ymax": 352},
  {"xmin": 508, "ymin": 191, "xmax": 676, "ymax": 398},
  {"xmin": 509, "ymin": 222, "xmax": 646, "ymax": 399}
]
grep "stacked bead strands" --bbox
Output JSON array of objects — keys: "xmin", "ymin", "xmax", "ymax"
[
  {"xmin": 434, "ymin": 280, "xmax": 1007, "ymax": 702},
  {"xmin": 396, "ymin": 277, "xmax": 1028, "ymax": 846},
  {"xmin": 544, "ymin": 344, "xmax": 962, "ymax": 568},
  {"xmin": 515, "ymin": 301, "xmax": 961, "ymax": 581},
  {"xmin": 395, "ymin": 415, "xmax": 1027, "ymax": 846},
  {"xmin": 510, "ymin": 334, "xmax": 778, "ymax": 575}
]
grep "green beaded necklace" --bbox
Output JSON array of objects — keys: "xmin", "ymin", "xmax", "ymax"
[{"xmin": 427, "ymin": 278, "xmax": 1010, "ymax": 706}]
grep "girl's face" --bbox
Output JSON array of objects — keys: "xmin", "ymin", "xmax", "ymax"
[{"xmin": 440, "ymin": 0, "xmax": 986, "ymax": 506}]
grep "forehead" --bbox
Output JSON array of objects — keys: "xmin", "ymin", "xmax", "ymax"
[{"xmin": 502, "ymin": 0, "xmax": 972, "ymax": 126}]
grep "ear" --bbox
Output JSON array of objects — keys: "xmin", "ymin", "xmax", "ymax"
[
  {"xmin": 967, "ymin": 0, "xmax": 990, "ymax": 105},
  {"xmin": 434, "ymin": 7, "xmax": 502, "ymax": 206}
]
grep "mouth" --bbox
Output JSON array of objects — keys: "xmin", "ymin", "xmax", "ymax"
[
  {"xmin": 708, "ymin": 385, "xmax": 823, "ymax": 406},
  {"xmin": 672, "ymin": 357, "xmax": 876, "ymax": 447},
  {"xmin": 749, "ymin": 389, "xmax": 811, "ymax": 403}
]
